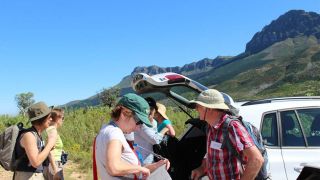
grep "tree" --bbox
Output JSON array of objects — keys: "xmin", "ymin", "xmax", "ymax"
[
  {"xmin": 98, "ymin": 87, "xmax": 120, "ymax": 108},
  {"xmin": 15, "ymin": 92, "xmax": 35, "ymax": 116}
]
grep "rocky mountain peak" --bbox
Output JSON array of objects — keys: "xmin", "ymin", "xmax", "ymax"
[
  {"xmin": 245, "ymin": 10, "xmax": 320, "ymax": 54},
  {"xmin": 130, "ymin": 56, "xmax": 233, "ymax": 76}
]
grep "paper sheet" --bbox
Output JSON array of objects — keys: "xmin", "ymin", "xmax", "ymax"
[{"xmin": 147, "ymin": 164, "xmax": 172, "ymax": 180}]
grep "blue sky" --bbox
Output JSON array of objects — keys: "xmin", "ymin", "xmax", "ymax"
[{"xmin": 0, "ymin": 0, "xmax": 319, "ymax": 115}]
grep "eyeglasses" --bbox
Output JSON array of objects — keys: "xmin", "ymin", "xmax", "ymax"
[
  {"xmin": 136, "ymin": 120, "xmax": 143, "ymax": 125},
  {"xmin": 61, "ymin": 116, "xmax": 65, "ymax": 121}
]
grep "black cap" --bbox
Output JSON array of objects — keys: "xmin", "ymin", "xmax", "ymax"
[{"xmin": 144, "ymin": 97, "xmax": 157, "ymax": 110}]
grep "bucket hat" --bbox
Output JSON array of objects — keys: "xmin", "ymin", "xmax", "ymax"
[
  {"xmin": 156, "ymin": 103, "xmax": 169, "ymax": 120},
  {"xmin": 28, "ymin": 101, "xmax": 53, "ymax": 122},
  {"xmin": 190, "ymin": 89, "xmax": 229, "ymax": 110},
  {"xmin": 117, "ymin": 93, "xmax": 152, "ymax": 127}
]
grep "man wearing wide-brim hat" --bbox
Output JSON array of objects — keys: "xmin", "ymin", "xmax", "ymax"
[
  {"xmin": 14, "ymin": 102, "xmax": 57, "ymax": 180},
  {"xmin": 190, "ymin": 89, "xmax": 263, "ymax": 180}
]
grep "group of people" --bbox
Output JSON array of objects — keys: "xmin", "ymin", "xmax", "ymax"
[
  {"xmin": 15, "ymin": 88, "xmax": 265, "ymax": 180},
  {"xmin": 94, "ymin": 93, "xmax": 175, "ymax": 179},
  {"xmin": 13, "ymin": 102, "xmax": 65, "ymax": 180}
]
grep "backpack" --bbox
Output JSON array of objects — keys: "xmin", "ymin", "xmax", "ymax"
[
  {"xmin": 0, "ymin": 122, "xmax": 24, "ymax": 171},
  {"xmin": 222, "ymin": 116, "xmax": 270, "ymax": 180}
]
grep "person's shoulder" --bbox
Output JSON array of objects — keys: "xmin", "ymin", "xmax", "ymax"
[
  {"xmin": 229, "ymin": 119, "xmax": 242, "ymax": 127},
  {"xmin": 46, "ymin": 126, "xmax": 57, "ymax": 133},
  {"xmin": 100, "ymin": 124, "xmax": 122, "ymax": 136},
  {"xmin": 20, "ymin": 131, "xmax": 37, "ymax": 145},
  {"xmin": 164, "ymin": 119, "xmax": 172, "ymax": 124}
]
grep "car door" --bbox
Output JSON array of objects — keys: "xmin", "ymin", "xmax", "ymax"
[
  {"xmin": 279, "ymin": 108, "xmax": 320, "ymax": 180},
  {"xmin": 261, "ymin": 112, "xmax": 287, "ymax": 180}
]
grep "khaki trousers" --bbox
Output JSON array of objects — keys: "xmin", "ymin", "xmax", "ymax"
[{"xmin": 14, "ymin": 171, "xmax": 45, "ymax": 180}]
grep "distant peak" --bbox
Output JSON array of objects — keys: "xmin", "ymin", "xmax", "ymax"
[
  {"xmin": 130, "ymin": 56, "xmax": 233, "ymax": 76},
  {"xmin": 245, "ymin": 10, "xmax": 320, "ymax": 54}
]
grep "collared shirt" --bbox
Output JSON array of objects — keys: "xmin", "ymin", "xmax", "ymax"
[{"xmin": 206, "ymin": 114, "xmax": 253, "ymax": 180}]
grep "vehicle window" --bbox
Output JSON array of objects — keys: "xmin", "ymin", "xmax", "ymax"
[
  {"xmin": 280, "ymin": 111, "xmax": 305, "ymax": 146},
  {"xmin": 296, "ymin": 108, "xmax": 320, "ymax": 146},
  {"xmin": 261, "ymin": 113, "xmax": 278, "ymax": 146},
  {"xmin": 140, "ymin": 92, "xmax": 167, "ymax": 100},
  {"xmin": 170, "ymin": 86, "xmax": 199, "ymax": 101}
]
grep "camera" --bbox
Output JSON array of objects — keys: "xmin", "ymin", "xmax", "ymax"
[{"xmin": 61, "ymin": 152, "xmax": 68, "ymax": 165}]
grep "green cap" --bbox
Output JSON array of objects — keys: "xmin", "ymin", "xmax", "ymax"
[
  {"xmin": 28, "ymin": 101, "xmax": 53, "ymax": 122},
  {"xmin": 117, "ymin": 93, "xmax": 152, "ymax": 127}
]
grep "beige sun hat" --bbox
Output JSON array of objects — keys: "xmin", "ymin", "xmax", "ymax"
[
  {"xmin": 190, "ymin": 89, "xmax": 229, "ymax": 110},
  {"xmin": 27, "ymin": 101, "xmax": 53, "ymax": 122},
  {"xmin": 156, "ymin": 103, "xmax": 169, "ymax": 120}
]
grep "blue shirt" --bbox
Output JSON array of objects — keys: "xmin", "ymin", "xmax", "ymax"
[{"xmin": 157, "ymin": 119, "xmax": 172, "ymax": 132}]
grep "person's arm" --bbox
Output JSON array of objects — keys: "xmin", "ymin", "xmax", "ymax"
[
  {"xmin": 228, "ymin": 121, "xmax": 264, "ymax": 180},
  {"xmin": 106, "ymin": 139, "xmax": 150, "ymax": 177},
  {"xmin": 240, "ymin": 146, "xmax": 264, "ymax": 180},
  {"xmin": 140, "ymin": 125, "xmax": 163, "ymax": 145},
  {"xmin": 191, "ymin": 158, "xmax": 207, "ymax": 180},
  {"xmin": 47, "ymin": 128, "xmax": 58, "ymax": 174},
  {"xmin": 166, "ymin": 124, "xmax": 175, "ymax": 137},
  {"xmin": 48, "ymin": 151, "xmax": 58, "ymax": 175},
  {"xmin": 144, "ymin": 158, "xmax": 170, "ymax": 172},
  {"xmin": 159, "ymin": 127, "xmax": 169, "ymax": 135},
  {"xmin": 21, "ymin": 131, "xmax": 57, "ymax": 168}
]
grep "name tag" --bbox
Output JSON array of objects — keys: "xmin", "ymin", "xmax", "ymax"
[{"xmin": 210, "ymin": 141, "xmax": 222, "ymax": 150}]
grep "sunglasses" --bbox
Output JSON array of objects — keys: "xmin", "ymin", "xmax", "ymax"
[
  {"xmin": 122, "ymin": 109, "xmax": 143, "ymax": 125},
  {"xmin": 135, "ymin": 120, "xmax": 143, "ymax": 125},
  {"xmin": 132, "ymin": 114, "xmax": 143, "ymax": 125}
]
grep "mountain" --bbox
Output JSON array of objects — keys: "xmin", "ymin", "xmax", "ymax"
[
  {"xmin": 201, "ymin": 35, "xmax": 320, "ymax": 99},
  {"xmin": 63, "ymin": 10, "xmax": 320, "ymax": 108},
  {"xmin": 246, "ymin": 10, "xmax": 320, "ymax": 55}
]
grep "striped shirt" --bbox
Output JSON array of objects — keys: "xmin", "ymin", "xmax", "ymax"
[{"xmin": 206, "ymin": 114, "xmax": 253, "ymax": 180}]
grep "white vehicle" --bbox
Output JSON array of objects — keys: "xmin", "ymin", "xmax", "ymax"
[
  {"xmin": 239, "ymin": 97, "xmax": 320, "ymax": 180},
  {"xmin": 131, "ymin": 72, "xmax": 320, "ymax": 180}
]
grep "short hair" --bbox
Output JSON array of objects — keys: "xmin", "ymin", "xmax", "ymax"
[
  {"xmin": 144, "ymin": 97, "xmax": 157, "ymax": 110},
  {"xmin": 31, "ymin": 114, "xmax": 50, "ymax": 126}
]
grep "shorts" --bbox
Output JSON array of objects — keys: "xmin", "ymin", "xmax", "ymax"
[{"xmin": 43, "ymin": 161, "xmax": 64, "ymax": 180}]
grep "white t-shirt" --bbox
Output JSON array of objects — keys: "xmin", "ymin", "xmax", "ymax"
[
  {"xmin": 95, "ymin": 122, "xmax": 139, "ymax": 180},
  {"xmin": 134, "ymin": 123, "xmax": 163, "ymax": 165}
]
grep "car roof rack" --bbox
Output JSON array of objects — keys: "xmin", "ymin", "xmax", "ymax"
[{"xmin": 241, "ymin": 96, "xmax": 320, "ymax": 106}]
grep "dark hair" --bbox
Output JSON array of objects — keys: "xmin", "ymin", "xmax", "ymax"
[
  {"xmin": 111, "ymin": 106, "xmax": 122, "ymax": 120},
  {"xmin": 31, "ymin": 114, "xmax": 50, "ymax": 126},
  {"xmin": 144, "ymin": 97, "xmax": 157, "ymax": 110}
]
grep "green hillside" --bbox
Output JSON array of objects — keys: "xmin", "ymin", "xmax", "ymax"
[{"xmin": 204, "ymin": 36, "xmax": 320, "ymax": 100}]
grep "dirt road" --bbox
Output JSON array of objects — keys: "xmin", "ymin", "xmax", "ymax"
[{"xmin": 0, "ymin": 161, "xmax": 88, "ymax": 180}]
